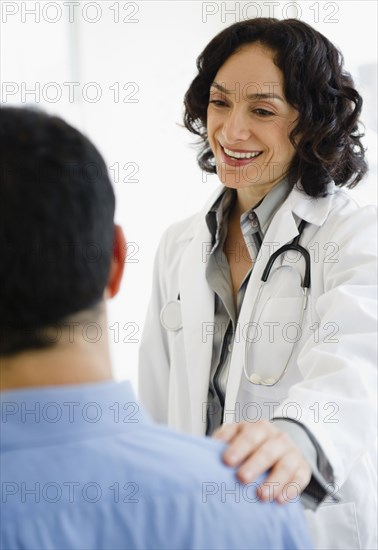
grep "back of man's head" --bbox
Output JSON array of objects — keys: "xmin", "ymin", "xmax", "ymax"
[{"xmin": 0, "ymin": 107, "xmax": 115, "ymax": 356}]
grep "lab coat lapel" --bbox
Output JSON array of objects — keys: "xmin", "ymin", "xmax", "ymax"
[{"xmin": 179, "ymin": 216, "xmax": 215, "ymax": 433}]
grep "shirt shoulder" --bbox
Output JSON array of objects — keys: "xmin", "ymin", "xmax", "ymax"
[
  {"xmin": 115, "ymin": 423, "xmax": 312, "ymax": 547},
  {"xmin": 1, "ymin": 419, "xmax": 313, "ymax": 550}
]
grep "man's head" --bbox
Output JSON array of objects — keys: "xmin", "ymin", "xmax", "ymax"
[{"xmin": 0, "ymin": 107, "xmax": 124, "ymax": 358}]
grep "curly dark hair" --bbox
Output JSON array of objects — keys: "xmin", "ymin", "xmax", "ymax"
[{"xmin": 183, "ymin": 18, "xmax": 367, "ymax": 197}]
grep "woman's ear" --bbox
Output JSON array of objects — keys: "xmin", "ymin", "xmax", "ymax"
[{"xmin": 105, "ymin": 224, "xmax": 127, "ymax": 299}]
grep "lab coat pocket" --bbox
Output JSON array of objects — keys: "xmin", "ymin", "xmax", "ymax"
[{"xmin": 244, "ymin": 295, "xmax": 305, "ymax": 386}]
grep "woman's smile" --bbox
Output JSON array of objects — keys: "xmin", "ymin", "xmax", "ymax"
[{"xmin": 220, "ymin": 143, "xmax": 263, "ymax": 166}]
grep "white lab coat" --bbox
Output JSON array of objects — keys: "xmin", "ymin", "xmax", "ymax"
[{"xmin": 139, "ymin": 182, "xmax": 377, "ymax": 549}]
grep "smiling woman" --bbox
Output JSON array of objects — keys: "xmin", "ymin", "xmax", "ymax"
[
  {"xmin": 184, "ymin": 18, "xmax": 367, "ymax": 200},
  {"xmin": 138, "ymin": 17, "xmax": 377, "ymax": 550}
]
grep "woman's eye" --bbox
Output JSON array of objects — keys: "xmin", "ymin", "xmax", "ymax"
[
  {"xmin": 208, "ymin": 99, "xmax": 227, "ymax": 107},
  {"xmin": 254, "ymin": 108, "xmax": 274, "ymax": 117}
]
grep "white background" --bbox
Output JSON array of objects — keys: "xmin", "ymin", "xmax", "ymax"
[{"xmin": 1, "ymin": 0, "xmax": 377, "ymax": 392}]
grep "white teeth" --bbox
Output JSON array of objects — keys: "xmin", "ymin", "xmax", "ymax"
[{"xmin": 223, "ymin": 146, "xmax": 261, "ymax": 159}]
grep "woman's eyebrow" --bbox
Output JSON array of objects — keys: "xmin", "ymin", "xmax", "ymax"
[{"xmin": 210, "ymin": 81, "xmax": 285, "ymax": 103}]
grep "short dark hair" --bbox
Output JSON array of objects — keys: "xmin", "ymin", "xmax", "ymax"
[
  {"xmin": 0, "ymin": 107, "xmax": 115, "ymax": 355},
  {"xmin": 183, "ymin": 17, "xmax": 367, "ymax": 197}
]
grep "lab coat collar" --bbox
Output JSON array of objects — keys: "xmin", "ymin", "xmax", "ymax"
[{"xmin": 286, "ymin": 180, "xmax": 336, "ymax": 227}]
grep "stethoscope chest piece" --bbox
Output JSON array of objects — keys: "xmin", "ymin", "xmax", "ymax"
[
  {"xmin": 248, "ymin": 373, "xmax": 277, "ymax": 386},
  {"xmin": 160, "ymin": 300, "xmax": 182, "ymax": 331}
]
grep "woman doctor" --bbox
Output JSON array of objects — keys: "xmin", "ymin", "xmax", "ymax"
[{"xmin": 138, "ymin": 18, "xmax": 377, "ymax": 549}]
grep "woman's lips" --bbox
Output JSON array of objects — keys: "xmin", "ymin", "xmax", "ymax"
[{"xmin": 220, "ymin": 145, "xmax": 262, "ymax": 167}]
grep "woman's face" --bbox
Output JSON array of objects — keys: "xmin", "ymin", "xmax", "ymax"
[{"xmin": 207, "ymin": 43, "xmax": 298, "ymax": 194}]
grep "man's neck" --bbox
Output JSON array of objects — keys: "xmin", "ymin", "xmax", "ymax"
[{"xmin": 0, "ymin": 343, "xmax": 113, "ymax": 391}]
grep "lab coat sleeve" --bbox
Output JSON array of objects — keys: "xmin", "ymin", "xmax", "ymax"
[
  {"xmin": 138, "ymin": 230, "xmax": 171, "ymax": 424},
  {"xmin": 274, "ymin": 203, "xmax": 377, "ymax": 487},
  {"xmin": 272, "ymin": 417, "xmax": 336, "ymax": 508}
]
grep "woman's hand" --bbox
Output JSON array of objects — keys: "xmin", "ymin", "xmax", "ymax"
[{"xmin": 213, "ymin": 420, "xmax": 312, "ymax": 504}]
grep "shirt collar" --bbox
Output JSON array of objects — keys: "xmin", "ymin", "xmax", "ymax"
[
  {"xmin": 205, "ymin": 178, "xmax": 292, "ymax": 247},
  {"xmin": 205, "ymin": 187, "xmax": 236, "ymax": 253},
  {"xmin": 253, "ymin": 177, "xmax": 292, "ymax": 232},
  {"xmin": 0, "ymin": 380, "xmax": 151, "ymax": 451}
]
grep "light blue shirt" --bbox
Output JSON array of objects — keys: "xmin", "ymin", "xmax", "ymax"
[{"xmin": 1, "ymin": 380, "xmax": 313, "ymax": 549}]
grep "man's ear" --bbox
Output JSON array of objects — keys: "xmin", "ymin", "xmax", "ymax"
[{"xmin": 105, "ymin": 224, "xmax": 126, "ymax": 299}]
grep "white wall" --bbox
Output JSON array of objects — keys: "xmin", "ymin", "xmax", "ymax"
[{"xmin": 1, "ymin": 1, "xmax": 376, "ymax": 391}]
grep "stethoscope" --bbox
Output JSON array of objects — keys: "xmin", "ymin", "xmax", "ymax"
[
  {"xmin": 160, "ymin": 219, "xmax": 310, "ymax": 387},
  {"xmin": 244, "ymin": 219, "xmax": 310, "ymax": 387}
]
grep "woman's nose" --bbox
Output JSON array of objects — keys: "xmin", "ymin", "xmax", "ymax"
[{"xmin": 221, "ymin": 107, "xmax": 251, "ymax": 143}]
